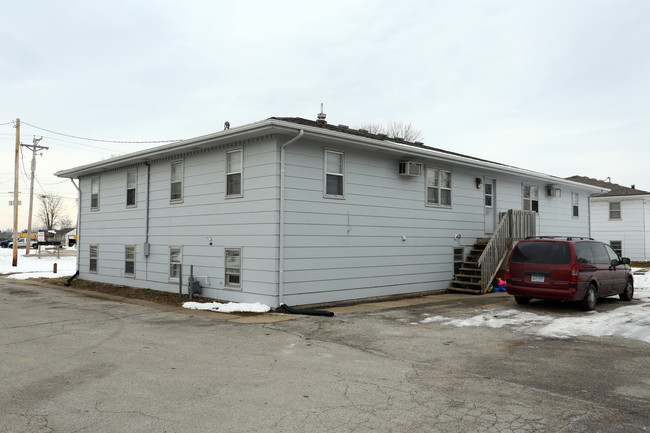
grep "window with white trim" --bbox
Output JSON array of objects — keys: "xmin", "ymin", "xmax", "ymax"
[
  {"xmin": 609, "ymin": 202, "xmax": 621, "ymax": 220},
  {"xmin": 610, "ymin": 240, "xmax": 622, "ymax": 257},
  {"xmin": 89, "ymin": 245, "xmax": 98, "ymax": 273},
  {"xmin": 125, "ymin": 245, "xmax": 135, "ymax": 277},
  {"xmin": 169, "ymin": 247, "xmax": 181, "ymax": 281},
  {"xmin": 225, "ymin": 248, "xmax": 241, "ymax": 288},
  {"xmin": 426, "ymin": 168, "xmax": 452, "ymax": 206},
  {"xmin": 170, "ymin": 161, "xmax": 183, "ymax": 203},
  {"xmin": 571, "ymin": 192, "xmax": 579, "ymax": 217},
  {"xmin": 226, "ymin": 149, "xmax": 242, "ymax": 197},
  {"xmin": 90, "ymin": 177, "xmax": 100, "ymax": 211},
  {"xmin": 325, "ymin": 150, "xmax": 344, "ymax": 197},
  {"xmin": 523, "ymin": 185, "xmax": 539, "ymax": 212},
  {"xmin": 126, "ymin": 170, "xmax": 137, "ymax": 207}
]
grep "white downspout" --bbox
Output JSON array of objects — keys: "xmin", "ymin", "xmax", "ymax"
[
  {"xmin": 279, "ymin": 130, "xmax": 304, "ymax": 307},
  {"xmin": 70, "ymin": 178, "xmax": 81, "ymax": 272}
]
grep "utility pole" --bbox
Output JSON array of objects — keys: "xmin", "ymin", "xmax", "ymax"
[
  {"xmin": 21, "ymin": 136, "xmax": 47, "ymax": 255},
  {"xmin": 12, "ymin": 119, "xmax": 20, "ymax": 266}
]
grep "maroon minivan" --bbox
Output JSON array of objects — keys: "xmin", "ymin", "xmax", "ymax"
[{"xmin": 506, "ymin": 237, "xmax": 634, "ymax": 311}]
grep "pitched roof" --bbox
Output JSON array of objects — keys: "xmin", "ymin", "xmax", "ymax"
[{"xmin": 566, "ymin": 176, "xmax": 650, "ymax": 197}]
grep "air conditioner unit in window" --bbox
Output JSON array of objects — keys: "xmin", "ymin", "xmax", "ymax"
[{"xmin": 398, "ymin": 161, "xmax": 422, "ymax": 177}]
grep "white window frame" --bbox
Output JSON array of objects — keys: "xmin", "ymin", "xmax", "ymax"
[
  {"xmin": 324, "ymin": 150, "xmax": 344, "ymax": 198},
  {"xmin": 89, "ymin": 244, "xmax": 98, "ymax": 273},
  {"xmin": 226, "ymin": 149, "xmax": 243, "ymax": 198},
  {"xmin": 571, "ymin": 192, "xmax": 579, "ymax": 218},
  {"xmin": 90, "ymin": 177, "xmax": 100, "ymax": 211},
  {"xmin": 225, "ymin": 248, "xmax": 242, "ymax": 288},
  {"xmin": 125, "ymin": 245, "xmax": 135, "ymax": 277},
  {"xmin": 170, "ymin": 160, "xmax": 184, "ymax": 203},
  {"xmin": 523, "ymin": 185, "xmax": 539, "ymax": 212},
  {"xmin": 169, "ymin": 247, "xmax": 182, "ymax": 281},
  {"xmin": 426, "ymin": 167, "xmax": 452, "ymax": 207},
  {"xmin": 609, "ymin": 202, "xmax": 621, "ymax": 220},
  {"xmin": 126, "ymin": 169, "xmax": 137, "ymax": 208},
  {"xmin": 484, "ymin": 181, "xmax": 493, "ymax": 208}
]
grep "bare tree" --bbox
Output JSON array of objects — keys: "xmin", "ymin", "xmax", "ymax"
[
  {"xmin": 358, "ymin": 121, "xmax": 424, "ymax": 142},
  {"xmin": 38, "ymin": 193, "xmax": 64, "ymax": 231},
  {"xmin": 58, "ymin": 215, "xmax": 74, "ymax": 230}
]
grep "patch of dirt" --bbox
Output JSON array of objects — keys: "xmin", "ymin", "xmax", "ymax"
[{"xmin": 40, "ymin": 277, "xmax": 217, "ymax": 307}]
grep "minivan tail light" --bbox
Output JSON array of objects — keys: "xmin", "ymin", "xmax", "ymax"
[
  {"xmin": 570, "ymin": 265, "xmax": 579, "ymax": 283},
  {"xmin": 505, "ymin": 265, "xmax": 510, "ymax": 280}
]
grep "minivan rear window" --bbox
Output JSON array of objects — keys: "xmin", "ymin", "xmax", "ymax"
[{"xmin": 511, "ymin": 242, "xmax": 571, "ymax": 264}]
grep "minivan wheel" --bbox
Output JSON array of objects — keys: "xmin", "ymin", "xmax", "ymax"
[
  {"xmin": 619, "ymin": 279, "xmax": 634, "ymax": 301},
  {"xmin": 580, "ymin": 285, "xmax": 597, "ymax": 311},
  {"xmin": 514, "ymin": 296, "xmax": 531, "ymax": 305}
]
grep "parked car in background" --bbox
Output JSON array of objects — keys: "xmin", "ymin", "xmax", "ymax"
[
  {"xmin": 0, "ymin": 238, "xmax": 12, "ymax": 248},
  {"xmin": 506, "ymin": 236, "xmax": 633, "ymax": 311},
  {"xmin": 8, "ymin": 238, "xmax": 39, "ymax": 249}
]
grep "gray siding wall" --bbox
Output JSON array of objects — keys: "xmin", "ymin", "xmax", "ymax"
[{"xmin": 76, "ymin": 136, "xmax": 280, "ymax": 305}]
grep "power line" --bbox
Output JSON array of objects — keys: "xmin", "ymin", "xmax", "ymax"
[
  {"xmin": 21, "ymin": 120, "xmax": 183, "ymax": 144},
  {"xmin": 0, "ymin": 121, "xmax": 14, "ymax": 126}
]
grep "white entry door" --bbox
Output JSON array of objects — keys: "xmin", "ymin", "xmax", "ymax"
[{"xmin": 484, "ymin": 178, "xmax": 496, "ymax": 235}]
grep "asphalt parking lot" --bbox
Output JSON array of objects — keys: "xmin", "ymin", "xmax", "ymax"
[{"xmin": 1, "ymin": 278, "xmax": 649, "ymax": 433}]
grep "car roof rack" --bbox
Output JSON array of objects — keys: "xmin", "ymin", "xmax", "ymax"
[{"xmin": 524, "ymin": 236, "xmax": 595, "ymax": 240}]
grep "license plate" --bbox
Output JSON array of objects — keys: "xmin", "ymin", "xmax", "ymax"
[{"xmin": 531, "ymin": 274, "xmax": 545, "ymax": 283}]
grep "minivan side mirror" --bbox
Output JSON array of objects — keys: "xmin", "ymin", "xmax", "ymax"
[{"xmin": 621, "ymin": 257, "xmax": 631, "ymax": 265}]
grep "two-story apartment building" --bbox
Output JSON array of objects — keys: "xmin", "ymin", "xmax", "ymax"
[{"xmin": 56, "ymin": 116, "xmax": 605, "ymax": 307}]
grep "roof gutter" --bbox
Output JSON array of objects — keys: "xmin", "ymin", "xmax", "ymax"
[{"xmin": 278, "ymin": 129, "xmax": 304, "ymax": 307}]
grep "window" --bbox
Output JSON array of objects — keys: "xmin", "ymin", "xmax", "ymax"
[
  {"xmin": 169, "ymin": 247, "xmax": 181, "ymax": 281},
  {"xmin": 426, "ymin": 168, "xmax": 452, "ymax": 206},
  {"xmin": 225, "ymin": 248, "xmax": 241, "ymax": 288},
  {"xmin": 523, "ymin": 185, "xmax": 539, "ymax": 212},
  {"xmin": 125, "ymin": 245, "xmax": 135, "ymax": 276},
  {"xmin": 126, "ymin": 170, "xmax": 137, "ymax": 207},
  {"xmin": 609, "ymin": 202, "xmax": 621, "ymax": 220},
  {"xmin": 226, "ymin": 149, "xmax": 242, "ymax": 197},
  {"xmin": 170, "ymin": 161, "xmax": 183, "ymax": 203},
  {"xmin": 90, "ymin": 177, "xmax": 100, "ymax": 211},
  {"xmin": 453, "ymin": 248, "xmax": 464, "ymax": 274},
  {"xmin": 325, "ymin": 150, "xmax": 344, "ymax": 197},
  {"xmin": 89, "ymin": 245, "xmax": 98, "ymax": 273},
  {"xmin": 571, "ymin": 192, "xmax": 579, "ymax": 217},
  {"xmin": 484, "ymin": 182, "xmax": 493, "ymax": 207},
  {"xmin": 610, "ymin": 240, "xmax": 622, "ymax": 257}
]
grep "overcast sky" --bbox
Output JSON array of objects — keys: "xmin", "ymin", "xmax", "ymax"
[{"xmin": 2, "ymin": 0, "xmax": 649, "ymax": 231}]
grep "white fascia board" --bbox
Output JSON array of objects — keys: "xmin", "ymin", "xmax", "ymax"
[{"xmin": 591, "ymin": 194, "xmax": 650, "ymax": 201}]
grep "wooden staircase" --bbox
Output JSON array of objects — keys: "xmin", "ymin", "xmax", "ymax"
[{"xmin": 448, "ymin": 238, "xmax": 490, "ymax": 294}]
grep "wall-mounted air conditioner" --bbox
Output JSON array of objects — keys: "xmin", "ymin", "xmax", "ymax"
[{"xmin": 398, "ymin": 161, "xmax": 422, "ymax": 177}]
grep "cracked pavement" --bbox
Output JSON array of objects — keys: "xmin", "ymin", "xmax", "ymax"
[{"xmin": 1, "ymin": 278, "xmax": 648, "ymax": 432}]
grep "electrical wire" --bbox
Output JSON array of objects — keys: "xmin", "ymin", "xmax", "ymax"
[
  {"xmin": 0, "ymin": 121, "xmax": 14, "ymax": 126},
  {"xmin": 21, "ymin": 120, "xmax": 183, "ymax": 144}
]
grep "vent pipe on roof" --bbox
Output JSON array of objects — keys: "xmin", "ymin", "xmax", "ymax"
[
  {"xmin": 632, "ymin": 185, "xmax": 635, "ymax": 189},
  {"xmin": 316, "ymin": 103, "xmax": 327, "ymax": 124}
]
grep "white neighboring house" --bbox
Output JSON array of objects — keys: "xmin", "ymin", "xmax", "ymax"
[
  {"xmin": 567, "ymin": 176, "xmax": 650, "ymax": 261},
  {"xmin": 55, "ymin": 116, "xmax": 604, "ymax": 307}
]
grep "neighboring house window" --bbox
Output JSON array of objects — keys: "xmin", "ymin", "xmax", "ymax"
[
  {"xmin": 125, "ymin": 245, "xmax": 135, "ymax": 277},
  {"xmin": 325, "ymin": 150, "xmax": 344, "ymax": 197},
  {"xmin": 225, "ymin": 248, "xmax": 241, "ymax": 288},
  {"xmin": 571, "ymin": 192, "xmax": 579, "ymax": 217},
  {"xmin": 610, "ymin": 240, "xmax": 622, "ymax": 257},
  {"xmin": 89, "ymin": 245, "xmax": 98, "ymax": 273},
  {"xmin": 169, "ymin": 247, "xmax": 181, "ymax": 281},
  {"xmin": 126, "ymin": 170, "xmax": 137, "ymax": 207},
  {"xmin": 609, "ymin": 202, "xmax": 621, "ymax": 220},
  {"xmin": 90, "ymin": 177, "xmax": 100, "ymax": 211},
  {"xmin": 426, "ymin": 168, "xmax": 452, "ymax": 206},
  {"xmin": 226, "ymin": 149, "xmax": 242, "ymax": 197},
  {"xmin": 523, "ymin": 185, "xmax": 539, "ymax": 212},
  {"xmin": 170, "ymin": 161, "xmax": 183, "ymax": 203}
]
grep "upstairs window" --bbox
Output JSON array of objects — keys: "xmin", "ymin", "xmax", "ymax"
[
  {"xmin": 226, "ymin": 149, "xmax": 242, "ymax": 197},
  {"xmin": 325, "ymin": 150, "xmax": 344, "ymax": 197},
  {"xmin": 90, "ymin": 177, "xmax": 100, "ymax": 211},
  {"xmin": 609, "ymin": 202, "xmax": 621, "ymax": 220},
  {"xmin": 572, "ymin": 192, "xmax": 579, "ymax": 217},
  {"xmin": 523, "ymin": 185, "xmax": 539, "ymax": 212},
  {"xmin": 125, "ymin": 245, "xmax": 135, "ymax": 276},
  {"xmin": 170, "ymin": 161, "xmax": 183, "ymax": 203},
  {"xmin": 426, "ymin": 168, "xmax": 452, "ymax": 207},
  {"xmin": 126, "ymin": 170, "xmax": 137, "ymax": 207}
]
